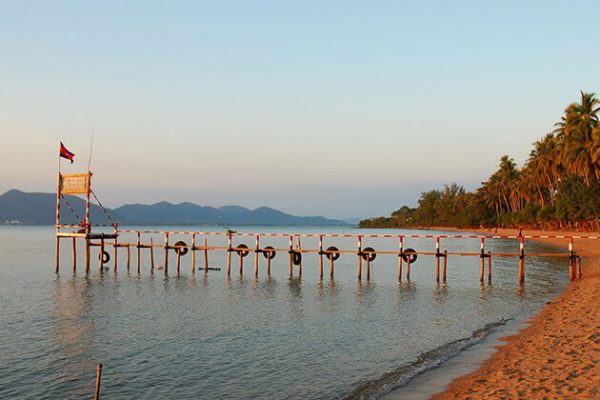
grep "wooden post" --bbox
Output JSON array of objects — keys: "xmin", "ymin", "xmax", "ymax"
[
  {"xmin": 329, "ymin": 255, "xmax": 334, "ymax": 279},
  {"xmin": 55, "ymin": 236, "xmax": 60, "ymax": 273},
  {"xmin": 176, "ymin": 249, "xmax": 181, "ymax": 275},
  {"xmin": 288, "ymin": 235, "xmax": 293, "ymax": 279},
  {"xmin": 366, "ymin": 259, "xmax": 370, "ymax": 281},
  {"xmin": 267, "ymin": 257, "xmax": 271, "ymax": 277},
  {"xmin": 479, "ymin": 237, "xmax": 485, "ymax": 283},
  {"xmin": 357, "ymin": 236, "xmax": 362, "ymax": 280},
  {"xmin": 297, "ymin": 238, "xmax": 302, "ymax": 278},
  {"xmin": 163, "ymin": 232, "xmax": 169, "ymax": 274},
  {"xmin": 487, "ymin": 251, "xmax": 492, "ymax": 284},
  {"xmin": 150, "ymin": 238, "xmax": 155, "ymax": 272},
  {"xmin": 94, "ymin": 363, "xmax": 103, "ymax": 400},
  {"xmin": 435, "ymin": 238, "xmax": 440, "ymax": 283},
  {"xmin": 569, "ymin": 238, "xmax": 575, "ymax": 281},
  {"xmin": 126, "ymin": 245, "xmax": 131, "ymax": 271},
  {"xmin": 254, "ymin": 234, "xmax": 259, "ymax": 277},
  {"xmin": 577, "ymin": 256, "xmax": 582, "ymax": 279},
  {"xmin": 113, "ymin": 236, "xmax": 118, "ymax": 273},
  {"xmin": 191, "ymin": 234, "xmax": 196, "ymax": 275},
  {"xmin": 72, "ymin": 237, "xmax": 77, "ymax": 272},
  {"xmin": 519, "ymin": 258, "xmax": 525, "ymax": 284},
  {"xmin": 99, "ymin": 238, "xmax": 105, "ymax": 270},
  {"xmin": 85, "ymin": 239, "xmax": 90, "ymax": 274},
  {"xmin": 203, "ymin": 238, "xmax": 208, "ymax": 273},
  {"xmin": 136, "ymin": 231, "xmax": 141, "ymax": 273},
  {"xmin": 442, "ymin": 250, "xmax": 447, "ymax": 283},
  {"xmin": 397, "ymin": 236, "xmax": 403, "ymax": 283},
  {"xmin": 479, "ymin": 257, "xmax": 485, "ymax": 283},
  {"xmin": 319, "ymin": 235, "xmax": 323, "ymax": 281},
  {"xmin": 519, "ymin": 237, "xmax": 525, "ymax": 284},
  {"xmin": 239, "ymin": 249, "xmax": 244, "ymax": 276},
  {"xmin": 227, "ymin": 234, "xmax": 232, "ymax": 277},
  {"xmin": 406, "ymin": 257, "xmax": 411, "ymax": 281}
]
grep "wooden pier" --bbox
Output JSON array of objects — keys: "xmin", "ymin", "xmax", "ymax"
[{"xmin": 55, "ymin": 169, "xmax": 593, "ymax": 285}]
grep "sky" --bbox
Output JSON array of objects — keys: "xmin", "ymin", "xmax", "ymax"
[{"xmin": 1, "ymin": 1, "xmax": 599, "ymax": 219}]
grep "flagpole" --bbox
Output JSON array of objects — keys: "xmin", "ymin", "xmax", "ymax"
[{"xmin": 55, "ymin": 142, "xmax": 62, "ymax": 272}]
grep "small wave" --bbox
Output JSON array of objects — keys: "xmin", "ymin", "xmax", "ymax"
[{"xmin": 342, "ymin": 318, "xmax": 512, "ymax": 400}]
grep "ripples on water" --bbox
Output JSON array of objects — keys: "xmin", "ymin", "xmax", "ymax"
[{"xmin": 0, "ymin": 226, "xmax": 567, "ymax": 399}]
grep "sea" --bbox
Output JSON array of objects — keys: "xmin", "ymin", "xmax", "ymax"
[{"xmin": 0, "ymin": 225, "xmax": 568, "ymax": 399}]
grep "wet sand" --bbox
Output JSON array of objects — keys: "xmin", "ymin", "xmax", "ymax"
[{"xmin": 431, "ymin": 228, "xmax": 600, "ymax": 399}]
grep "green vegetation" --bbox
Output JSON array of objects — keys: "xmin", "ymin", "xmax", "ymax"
[{"xmin": 360, "ymin": 91, "xmax": 600, "ymax": 230}]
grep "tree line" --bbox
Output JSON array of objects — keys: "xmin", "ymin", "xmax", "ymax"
[{"xmin": 360, "ymin": 91, "xmax": 600, "ymax": 230}]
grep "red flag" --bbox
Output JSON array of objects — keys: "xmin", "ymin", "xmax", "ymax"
[{"xmin": 59, "ymin": 142, "xmax": 75, "ymax": 163}]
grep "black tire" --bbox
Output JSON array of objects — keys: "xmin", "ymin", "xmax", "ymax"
[
  {"xmin": 402, "ymin": 248, "xmax": 417, "ymax": 263},
  {"xmin": 361, "ymin": 247, "xmax": 376, "ymax": 262},
  {"xmin": 174, "ymin": 240, "xmax": 188, "ymax": 256},
  {"xmin": 236, "ymin": 244, "xmax": 250, "ymax": 257},
  {"xmin": 326, "ymin": 246, "xmax": 340, "ymax": 261},
  {"xmin": 263, "ymin": 246, "xmax": 276, "ymax": 260},
  {"xmin": 99, "ymin": 250, "xmax": 110, "ymax": 264},
  {"xmin": 292, "ymin": 251, "xmax": 302, "ymax": 266}
]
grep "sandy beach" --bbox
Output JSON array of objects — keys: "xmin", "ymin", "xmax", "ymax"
[{"xmin": 430, "ymin": 228, "xmax": 600, "ymax": 399}]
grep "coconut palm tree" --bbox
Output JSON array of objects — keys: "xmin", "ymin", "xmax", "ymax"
[{"xmin": 555, "ymin": 91, "xmax": 600, "ymax": 185}]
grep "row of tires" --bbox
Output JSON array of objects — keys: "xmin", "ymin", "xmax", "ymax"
[{"xmin": 98, "ymin": 243, "xmax": 419, "ymax": 266}]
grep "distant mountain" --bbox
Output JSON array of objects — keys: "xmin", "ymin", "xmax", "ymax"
[
  {"xmin": 0, "ymin": 189, "xmax": 114, "ymax": 225},
  {"xmin": 0, "ymin": 189, "xmax": 347, "ymax": 226}
]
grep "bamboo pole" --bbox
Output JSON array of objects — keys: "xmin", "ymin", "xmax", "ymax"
[
  {"xmin": 297, "ymin": 238, "xmax": 302, "ymax": 278},
  {"xmin": 519, "ymin": 258, "xmax": 525, "ymax": 284},
  {"xmin": 94, "ymin": 363, "xmax": 103, "ymax": 400},
  {"xmin": 85, "ymin": 239, "xmax": 90, "ymax": 274},
  {"xmin": 319, "ymin": 235, "xmax": 323, "ymax": 281},
  {"xmin": 255, "ymin": 235, "xmax": 259, "ymax": 277},
  {"xmin": 99, "ymin": 239, "xmax": 105, "ymax": 271},
  {"xmin": 163, "ymin": 232, "xmax": 169, "ymax": 274},
  {"xmin": 203, "ymin": 238, "xmax": 208, "ymax": 273},
  {"xmin": 397, "ymin": 237, "xmax": 403, "ymax": 283},
  {"xmin": 435, "ymin": 238, "xmax": 440, "ymax": 282},
  {"xmin": 357, "ymin": 236, "xmax": 362, "ymax": 280},
  {"xmin": 288, "ymin": 235, "xmax": 293, "ymax": 279},
  {"xmin": 191, "ymin": 234, "xmax": 196, "ymax": 275},
  {"xmin": 150, "ymin": 238, "xmax": 155, "ymax": 272},
  {"xmin": 113, "ymin": 237, "xmax": 118, "ymax": 273},
  {"xmin": 227, "ymin": 235, "xmax": 232, "ymax": 277},
  {"xmin": 519, "ymin": 237, "xmax": 525, "ymax": 284},
  {"xmin": 479, "ymin": 256, "xmax": 485, "ymax": 283},
  {"xmin": 55, "ymin": 236, "xmax": 60, "ymax": 273},
  {"xmin": 72, "ymin": 237, "xmax": 76, "ymax": 272},
  {"xmin": 329, "ymin": 255, "xmax": 334, "ymax": 279},
  {"xmin": 442, "ymin": 250, "xmax": 447, "ymax": 283},
  {"xmin": 136, "ymin": 231, "xmax": 141, "ymax": 273},
  {"xmin": 487, "ymin": 251, "xmax": 492, "ymax": 284}
]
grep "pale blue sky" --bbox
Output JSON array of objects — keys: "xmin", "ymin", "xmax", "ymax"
[{"xmin": 1, "ymin": 1, "xmax": 599, "ymax": 219}]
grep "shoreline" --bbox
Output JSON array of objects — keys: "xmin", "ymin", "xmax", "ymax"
[{"xmin": 420, "ymin": 227, "xmax": 600, "ymax": 399}]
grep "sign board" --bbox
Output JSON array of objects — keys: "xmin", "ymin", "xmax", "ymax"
[{"xmin": 60, "ymin": 173, "xmax": 91, "ymax": 195}]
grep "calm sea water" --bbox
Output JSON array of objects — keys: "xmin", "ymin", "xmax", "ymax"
[{"xmin": 0, "ymin": 226, "xmax": 568, "ymax": 399}]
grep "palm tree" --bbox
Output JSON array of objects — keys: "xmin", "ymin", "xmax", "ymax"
[{"xmin": 554, "ymin": 91, "xmax": 600, "ymax": 185}]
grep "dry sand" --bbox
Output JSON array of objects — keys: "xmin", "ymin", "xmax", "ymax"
[{"xmin": 430, "ymin": 228, "xmax": 600, "ymax": 399}]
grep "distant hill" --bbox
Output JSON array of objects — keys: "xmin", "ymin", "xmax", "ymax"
[{"xmin": 0, "ymin": 189, "xmax": 347, "ymax": 226}]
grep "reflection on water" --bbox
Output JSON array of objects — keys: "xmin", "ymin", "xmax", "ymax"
[
  {"xmin": 51, "ymin": 276, "xmax": 95, "ymax": 390},
  {"xmin": 0, "ymin": 226, "xmax": 569, "ymax": 399}
]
